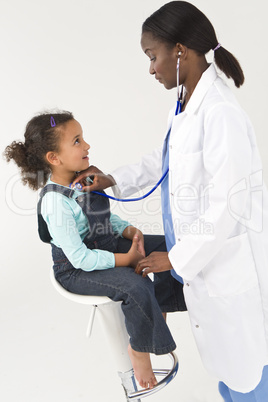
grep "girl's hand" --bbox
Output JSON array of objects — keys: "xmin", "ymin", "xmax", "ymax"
[
  {"xmin": 136, "ymin": 234, "xmax": 145, "ymax": 258},
  {"xmin": 135, "ymin": 252, "xmax": 173, "ymax": 277},
  {"xmin": 122, "ymin": 227, "xmax": 145, "ymax": 257},
  {"xmin": 114, "ymin": 234, "xmax": 144, "ymax": 268},
  {"xmin": 127, "ymin": 235, "xmax": 145, "ymax": 269},
  {"xmin": 71, "ymin": 165, "xmax": 116, "ymax": 192}
]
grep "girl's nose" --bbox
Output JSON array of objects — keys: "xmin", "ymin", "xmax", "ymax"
[{"xmin": 84, "ymin": 141, "xmax": 90, "ymax": 150}]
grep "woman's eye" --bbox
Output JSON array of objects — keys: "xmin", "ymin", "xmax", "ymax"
[{"xmin": 150, "ymin": 57, "xmax": 156, "ymax": 62}]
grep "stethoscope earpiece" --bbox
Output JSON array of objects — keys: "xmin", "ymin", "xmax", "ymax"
[{"xmin": 176, "ymin": 51, "xmax": 183, "ymax": 116}]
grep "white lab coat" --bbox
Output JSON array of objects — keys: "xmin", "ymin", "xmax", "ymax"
[{"xmin": 112, "ymin": 64, "xmax": 268, "ymax": 392}]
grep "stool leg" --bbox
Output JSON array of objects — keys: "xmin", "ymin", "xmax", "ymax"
[
  {"xmin": 97, "ymin": 302, "xmax": 132, "ymax": 372},
  {"xmin": 86, "ymin": 305, "xmax": 97, "ymax": 338},
  {"xmin": 118, "ymin": 370, "xmax": 141, "ymax": 402},
  {"xmin": 96, "ymin": 302, "xmax": 141, "ymax": 401}
]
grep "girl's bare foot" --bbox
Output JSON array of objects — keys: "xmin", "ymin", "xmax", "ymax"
[{"xmin": 128, "ymin": 344, "xmax": 157, "ymax": 389}]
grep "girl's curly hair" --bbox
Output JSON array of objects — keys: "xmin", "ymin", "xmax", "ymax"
[{"xmin": 4, "ymin": 111, "xmax": 74, "ymax": 190}]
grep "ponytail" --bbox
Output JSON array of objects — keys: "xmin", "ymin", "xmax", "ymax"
[
  {"xmin": 213, "ymin": 46, "xmax": 244, "ymax": 88},
  {"xmin": 142, "ymin": 1, "xmax": 245, "ymax": 88},
  {"xmin": 4, "ymin": 111, "xmax": 74, "ymax": 190}
]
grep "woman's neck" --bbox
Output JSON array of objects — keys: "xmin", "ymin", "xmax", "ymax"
[{"xmin": 183, "ymin": 56, "xmax": 209, "ymax": 106}]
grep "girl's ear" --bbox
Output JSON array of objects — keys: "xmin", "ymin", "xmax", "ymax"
[{"xmin": 46, "ymin": 151, "xmax": 60, "ymax": 166}]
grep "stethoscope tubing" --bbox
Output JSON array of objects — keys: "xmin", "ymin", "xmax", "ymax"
[{"xmin": 91, "ymin": 167, "xmax": 169, "ymax": 202}]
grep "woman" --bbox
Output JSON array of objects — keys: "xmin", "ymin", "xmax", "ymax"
[{"xmin": 74, "ymin": 2, "xmax": 268, "ymax": 400}]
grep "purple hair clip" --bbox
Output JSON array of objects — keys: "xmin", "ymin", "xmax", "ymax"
[{"xmin": 50, "ymin": 116, "xmax": 56, "ymax": 127}]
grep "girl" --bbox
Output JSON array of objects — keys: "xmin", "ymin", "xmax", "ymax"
[
  {"xmin": 4, "ymin": 110, "xmax": 178, "ymax": 390},
  {"xmin": 73, "ymin": 2, "xmax": 268, "ymax": 401}
]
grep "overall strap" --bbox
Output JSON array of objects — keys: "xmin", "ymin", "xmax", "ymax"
[
  {"xmin": 39, "ymin": 183, "xmax": 75, "ymax": 199},
  {"xmin": 37, "ymin": 184, "xmax": 76, "ymax": 244},
  {"xmin": 76, "ymin": 191, "xmax": 118, "ymax": 252}
]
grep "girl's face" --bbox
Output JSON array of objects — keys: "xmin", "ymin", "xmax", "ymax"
[
  {"xmin": 56, "ymin": 119, "xmax": 90, "ymax": 173},
  {"xmin": 141, "ymin": 32, "xmax": 178, "ymax": 90}
]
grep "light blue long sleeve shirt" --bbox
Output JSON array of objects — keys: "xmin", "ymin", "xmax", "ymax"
[{"xmin": 41, "ymin": 180, "xmax": 131, "ymax": 272}]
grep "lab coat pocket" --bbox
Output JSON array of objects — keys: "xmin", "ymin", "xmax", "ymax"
[{"xmin": 202, "ymin": 232, "xmax": 259, "ymax": 297}]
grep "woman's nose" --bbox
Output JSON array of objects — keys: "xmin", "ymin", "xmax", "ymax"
[{"xmin": 149, "ymin": 62, "xmax": 155, "ymax": 75}]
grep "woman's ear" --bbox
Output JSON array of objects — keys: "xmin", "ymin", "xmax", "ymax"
[
  {"xmin": 176, "ymin": 43, "xmax": 187, "ymax": 59},
  {"xmin": 46, "ymin": 151, "xmax": 60, "ymax": 166}
]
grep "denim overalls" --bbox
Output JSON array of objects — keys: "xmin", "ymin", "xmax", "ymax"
[{"xmin": 37, "ymin": 184, "xmax": 183, "ymax": 354}]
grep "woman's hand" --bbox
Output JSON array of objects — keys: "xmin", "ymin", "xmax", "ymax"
[
  {"xmin": 72, "ymin": 165, "xmax": 116, "ymax": 192},
  {"xmin": 135, "ymin": 252, "xmax": 173, "ymax": 277}
]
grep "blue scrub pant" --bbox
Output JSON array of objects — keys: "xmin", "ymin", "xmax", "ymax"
[{"xmin": 218, "ymin": 366, "xmax": 268, "ymax": 401}]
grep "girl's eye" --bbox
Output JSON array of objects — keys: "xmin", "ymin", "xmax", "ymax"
[{"xmin": 74, "ymin": 139, "xmax": 80, "ymax": 145}]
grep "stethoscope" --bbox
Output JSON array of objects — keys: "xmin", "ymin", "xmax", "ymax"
[{"xmin": 72, "ymin": 55, "xmax": 184, "ymax": 201}]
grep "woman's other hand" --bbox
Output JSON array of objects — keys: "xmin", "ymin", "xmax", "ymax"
[{"xmin": 135, "ymin": 252, "xmax": 173, "ymax": 277}]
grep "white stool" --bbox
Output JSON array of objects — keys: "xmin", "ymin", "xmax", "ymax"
[{"xmin": 50, "ymin": 268, "xmax": 179, "ymax": 401}]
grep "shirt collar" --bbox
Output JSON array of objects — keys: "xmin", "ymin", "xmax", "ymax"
[{"xmin": 184, "ymin": 63, "xmax": 218, "ymax": 115}]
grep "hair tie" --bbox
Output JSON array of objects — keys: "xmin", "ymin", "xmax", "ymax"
[
  {"xmin": 213, "ymin": 43, "xmax": 221, "ymax": 52},
  {"xmin": 50, "ymin": 116, "xmax": 56, "ymax": 127}
]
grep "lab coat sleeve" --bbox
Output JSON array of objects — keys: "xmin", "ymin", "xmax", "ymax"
[
  {"xmin": 168, "ymin": 103, "xmax": 252, "ymax": 281},
  {"xmin": 111, "ymin": 147, "xmax": 162, "ymax": 198}
]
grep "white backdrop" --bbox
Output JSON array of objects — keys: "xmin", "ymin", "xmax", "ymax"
[{"xmin": 1, "ymin": 1, "xmax": 267, "ymax": 401}]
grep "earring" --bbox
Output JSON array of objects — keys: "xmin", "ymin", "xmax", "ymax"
[{"xmin": 178, "ymin": 51, "xmax": 182, "ymax": 57}]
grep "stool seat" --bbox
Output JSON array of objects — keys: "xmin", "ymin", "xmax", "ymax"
[{"xmin": 49, "ymin": 268, "xmax": 111, "ymax": 305}]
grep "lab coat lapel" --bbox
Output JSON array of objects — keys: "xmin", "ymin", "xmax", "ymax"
[
  {"xmin": 163, "ymin": 64, "xmax": 218, "ymax": 158},
  {"xmin": 185, "ymin": 64, "xmax": 218, "ymax": 115},
  {"xmin": 169, "ymin": 64, "xmax": 218, "ymax": 147}
]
